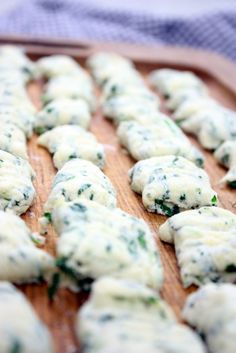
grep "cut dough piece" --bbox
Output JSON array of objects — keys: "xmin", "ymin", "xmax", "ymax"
[
  {"xmin": 42, "ymin": 74, "xmax": 96, "ymax": 111},
  {"xmin": 118, "ymin": 120, "xmax": 204, "ymax": 167},
  {"xmin": 173, "ymin": 97, "xmax": 218, "ymax": 122},
  {"xmin": 129, "ymin": 156, "xmax": 217, "ymax": 216},
  {"xmin": 149, "ymin": 68, "xmax": 207, "ymax": 98},
  {"xmin": 51, "ymin": 200, "xmax": 162, "ymax": 291},
  {"xmin": 0, "ymin": 150, "xmax": 35, "ymax": 215},
  {"xmin": 166, "ymin": 88, "xmax": 208, "ymax": 111},
  {"xmin": 214, "ymin": 140, "xmax": 236, "ymax": 188},
  {"xmin": 35, "ymin": 98, "xmax": 91, "ymax": 134},
  {"xmin": 181, "ymin": 107, "xmax": 236, "ymax": 150},
  {"xmin": 0, "ymin": 211, "xmax": 54, "ymax": 283},
  {"xmin": 0, "ymin": 122, "xmax": 28, "ymax": 159},
  {"xmin": 38, "ymin": 125, "xmax": 105, "ymax": 169},
  {"xmin": 103, "ymin": 95, "xmax": 163, "ymax": 125},
  {"xmin": 159, "ymin": 207, "xmax": 236, "ymax": 287},
  {"xmin": 0, "ymin": 105, "xmax": 35, "ymax": 137},
  {"xmin": 0, "ymin": 282, "xmax": 53, "ymax": 353},
  {"xmin": 36, "ymin": 54, "xmax": 83, "ymax": 78},
  {"xmin": 183, "ymin": 283, "xmax": 236, "ymax": 353},
  {"xmin": 77, "ymin": 277, "xmax": 206, "ymax": 353},
  {"xmin": 43, "ymin": 159, "xmax": 116, "ymax": 221}
]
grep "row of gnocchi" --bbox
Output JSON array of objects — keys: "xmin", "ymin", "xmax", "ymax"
[{"xmin": 88, "ymin": 51, "xmax": 236, "ymax": 353}]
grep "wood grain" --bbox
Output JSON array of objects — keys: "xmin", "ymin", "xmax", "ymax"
[{"xmin": 4, "ymin": 38, "xmax": 235, "ymax": 353}]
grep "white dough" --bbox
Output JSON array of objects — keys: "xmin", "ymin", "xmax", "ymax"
[
  {"xmin": 0, "ymin": 122, "xmax": 28, "ymax": 159},
  {"xmin": 166, "ymin": 88, "xmax": 208, "ymax": 111},
  {"xmin": 0, "ymin": 105, "xmax": 35, "ymax": 137},
  {"xmin": 0, "ymin": 211, "xmax": 54, "ymax": 283},
  {"xmin": 129, "ymin": 156, "xmax": 217, "ymax": 216},
  {"xmin": 159, "ymin": 207, "xmax": 236, "ymax": 287},
  {"xmin": 42, "ymin": 74, "xmax": 96, "ymax": 111},
  {"xmin": 77, "ymin": 277, "xmax": 206, "ymax": 353},
  {"xmin": 214, "ymin": 140, "xmax": 236, "ymax": 187},
  {"xmin": 183, "ymin": 283, "xmax": 236, "ymax": 353},
  {"xmin": 52, "ymin": 200, "xmax": 162, "ymax": 291},
  {"xmin": 0, "ymin": 282, "xmax": 54, "ymax": 353},
  {"xmin": 35, "ymin": 98, "xmax": 91, "ymax": 134},
  {"xmin": 38, "ymin": 125, "xmax": 105, "ymax": 169},
  {"xmin": 173, "ymin": 97, "xmax": 218, "ymax": 122},
  {"xmin": 36, "ymin": 54, "xmax": 83, "ymax": 78},
  {"xmin": 0, "ymin": 150, "xmax": 35, "ymax": 215},
  {"xmin": 43, "ymin": 159, "xmax": 116, "ymax": 220},
  {"xmin": 118, "ymin": 119, "xmax": 204, "ymax": 166}
]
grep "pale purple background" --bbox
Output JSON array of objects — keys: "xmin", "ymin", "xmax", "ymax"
[{"xmin": 0, "ymin": 0, "xmax": 236, "ymax": 60}]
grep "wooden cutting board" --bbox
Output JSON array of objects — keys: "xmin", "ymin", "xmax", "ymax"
[{"xmin": 1, "ymin": 35, "xmax": 236, "ymax": 353}]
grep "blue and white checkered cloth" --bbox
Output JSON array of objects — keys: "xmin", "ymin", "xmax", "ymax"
[{"xmin": 0, "ymin": 0, "xmax": 236, "ymax": 61}]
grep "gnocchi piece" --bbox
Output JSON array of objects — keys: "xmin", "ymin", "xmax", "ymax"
[
  {"xmin": 0, "ymin": 282, "xmax": 54, "ymax": 353},
  {"xmin": 165, "ymin": 88, "xmax": 208, "ymax": 111},
  {"xmin": 77, "ymin": 277, "xmax": 206, "ymax": 353},
  {"xmin": 173, "ymin": 97, "xmax": 218, "ymax": 122},
  {"xmin": 183, "ymin": 283, "xmax": 236, "ymax": 353},
  {"xmin": 42, "ymin": 159, "xmax": 116, "ymax": 222},
  {"xmin": 0, "ymin": 211, "xmax": 54, "ymax": 283},
  {"xmin": 0, "ymin": 122, "xmax": 28, "ymax": 159},
  {"xmin": 42, "ymin": 74, "xmax": 96, "ymax": 111},
  {"xmin": 159, "ymin": 207, "xmax": 236, "ymax": 287},
  {"xmin": 129, "ymin": 156, "xmax": 217, "ymax": 216},
  {"xmin": 0, "ymin": 150, "xmax": 35, "ymax": 215},
  {"xmin": 34, "ymin": 98, "xmax": 91, "ymax": 134},
  {"xmin": 51, "ymin": 200, "xmax": 162, "ymax": 291},
  {"xmin": 36, "ymin": 54, "xmax": 83, "ymax": 78},
  {"xmin": 214, "ymin": 140, "xmax": 236, "ymax": 188},
  {"xmin": 38, "ymin": 125, "xmax": 105, "ymax": 169},
  {"xmin": 181, "ymin": 107, "xmax": 236, "ymax": 150},
  {"xmin": 118, "ymin": 120, "xmax": 204, "ymax": 166},
  {"xmin": 149, "ymin": 68, "xmax": 207, "ymax": 98},
  {"xmin": 0, "ymin": 105, "xmax": 35, "ymax": 137}
]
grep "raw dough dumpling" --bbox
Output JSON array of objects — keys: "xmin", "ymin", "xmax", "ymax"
[
  {"xmin": 159, "ymin": 207, "xmax": 236, "ymax": 287},
  {"xmin": 42, "ymin": 159, "xmax": 116, "ymax": 221},
  {"xmin": 0, "ymin": 105, "xmax": 35, "ymax": 137},
  {"xmin": 214, "ymin": 140, "xmax": 236, "ymax": 188},
  {"xmin": 181, "ymin": 107, "xmax": 236, "ymax": 150},
  {"xmin": 0, "ymin": 150, "xmax": 35, "ymax": 215},
  {"xmin": 149, "ymin": 68, "xmax": 207, "ymax": 98},
  {"xmin": 42, "ymin": 74, "xmax": 96, "ymax": 112},
  {"xmin": 0, "ymin": 211, "xmax": 54, "ymax": 283},
  {"xmin": 51, "ymin": 199, "xmax": 163, "ymax": 291},
  {"xmin": 183, "ymin": 283, "xmax": 236, "ymax": 353},
  {"xmin": 34, "ymin": 98, "xmax": 91, "ymax": 134},
  {"xmin": 118, "ymin": 120, "xmax": 204, "ymax": 166},
  {"xmin": 0, "ymin": 122, "xmax": 28, "ymax": 159},
  {"xmin": 129, "ymin": 156, "xmax": 217, "ymax": 216},
  {"xmin": 166, "ymin": 88, "xmax": 208, "ymax": 111},
  {"xmin": 103, "ymin": 95, "xmax": 162, "ymax": 125},
  {"xmin": 77, "ymin": 277, "xmax": 206, "ymax": 353},
  {"xmin": 0, "ymin": 282, "xmax": 54, "ymax": 353},
  {"xmin": 36, "ymin": 54, "xmax": 83, "ymax": 78},
  {"xmin": 38, "ymin": 125, "xmax": 105, "ymax": 169},
  {"xmin": 173, "ymin": 97, "xmax": 218, "ymax": 122}
]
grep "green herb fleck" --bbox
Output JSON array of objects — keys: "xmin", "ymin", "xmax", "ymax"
[
  {"xmin": 211, "ymin": 195, "xmax": 217, "ymax": 206},
  {"xmin": 155, "ymin": 200, "xmax": 180, "ymax": 217},
  {"xmin": 44, "ymin": 212, "xmax": 52, "ymax": 223},
  {"xmin": 228, "ymin": 180, "xmax": 236, "ymax": 189},
  {"xmin": 137, "ymin": 230, "xmax": 147, "ymax": 249},
  {"xmin": 48, "ymin": 272, "xmax": 61, "ymax": 301},
  {"xmin": 225, "ymin": 264, "xmax": 236, "ymax": 273}
]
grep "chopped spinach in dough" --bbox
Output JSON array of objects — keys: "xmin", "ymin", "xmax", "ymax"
[
  {"xmin": 159, "ymin": 207, "xmax": 236, "ymax": 287},
  {"xmin": 51, "ymin": 200, "xmax": 162, "ymax": 291},
  {"xmin": 38, "ymin": 125, "xmax": 105, "ymax": 169},
  {"xmin": 35, "ymin": 98, "xmax": 91, "ymax": 134},
  {"xmin": 42, "ymin": 74, "xmax": 96, "ymax": 111},
  {"xmin": 149, "ymin": 68, "xmax": 207, "ymax": 98},
  {"xmin": 0, "ymin": 211, "xmax": 54, "ymax": 283},
  {"xmin": 0, "ymin": 282, "xmax": 54, "ymax": 353},
  {"xmin": 173, "ymin": 97, "xmax": 218, "ymax": 122},
  {"xmin": 0, "ymin": 150, "xmax": 35, "ymax": 215},
  {"xmin": 0, "ymin": 45, "xmax": 36, "ymax": 82},
  {"xmin": 0, "ymin": 105, "xmax": 35, "ymax": 138},
  {"xmin": 183, "ymin": 283, "xmax": 236, "ymax": 353},
  {"xmin": 103, "ymin": 95, "xmax": 163, "ymax": 125},
  {"xmin": 0, "ymin": 122, "xmax": 28, "ymax": 159},
  {"xmin": 180, "ymin": 107, "xmax": 236, "ymax": 150},
  {"xmin": 129, "ymin": 156, "xmax": 217, "ymax": 216},
  {"xmin": 118, "ymin": 120, "xmax": 204, "ymax": 166},
  {"xmin": 214, "ymin": 140, "xmax": 236, "ymax": 188},
  {"xmin": 43, "ymin": 159, "xmax": 116, "ymax": 221},
  {"xmin": 36, "ymin": 54, "xmax": 84, "ymax": 78},
  {"xmin": 77, "ymin": 277, "xmax": 206, "ymax": 353}
]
